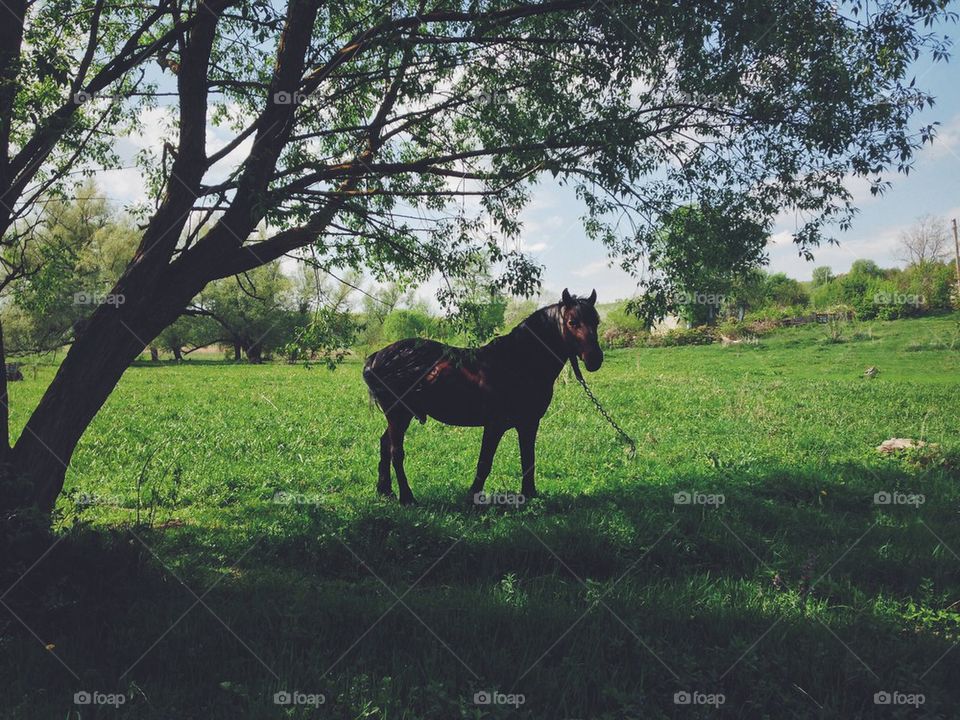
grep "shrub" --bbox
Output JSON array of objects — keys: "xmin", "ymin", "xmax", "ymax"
[
  {"xmin": 381, "ymin": 309, "xmax": 436, "ymax": 342},
  {"xmin": 602, "ymin": 326, "xmax": 645, "ymax": 349},
  {"xmin": 715, "ymin": 318, "xmax": 775, "ymax": 341},
  {"xmin": 648, "ymin": 325, "xmax": 716, "ymax": 347},
  {"xmin": 764, "ymin": 273, "xmax": 810, "ymax": 307},
  {"xmin": 600, "ymin": 303, "xmax": 648, "ymax": 348},
  {"xmin": 743, "ymin": 305, "xmax": 810, "ymax": 323}
]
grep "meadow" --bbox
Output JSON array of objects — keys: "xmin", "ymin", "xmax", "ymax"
[{"xmin": 2, "ymin": 313, "xmax": 960, "ymax": 719}]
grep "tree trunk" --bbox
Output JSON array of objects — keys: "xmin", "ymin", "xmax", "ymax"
[
  {"xmin": 5, "ymin": 316, "xmax": 144, "ymax": 511},
  {"xmin": 245, "ymin": 342, "xmax": 263, "ymax": 364},
  {"xmin": 0, "ymin": 318, "xmax": 11, "ymax": 475},
  {"xmin": 2, "ymin": 272, "xmax": 199, "ymax": 514},
  {"xmin": 172, "ymin": 346, "xmax": 183, "ymax": 362},
  {"xmin": 233, "ymin": 342, "xmax": 242, "ymax": 361},
  {"xmin": 149, "ymin": 345, "xmax": 160, "ymax": 361}
]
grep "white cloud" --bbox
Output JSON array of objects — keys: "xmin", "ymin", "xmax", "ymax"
[
  {"xmin": 522, "ymin": 241, "xmax": 548, "ymax": 253},
  {"xmin": 97, "ymin": 167, "xmax": 148, "ymax": 207},
  {"xmin": 925, "ymin": 113, "xmax": 960, "ymax": 163},
  {"xmin": 571, "ymin": 259, "xmax": 609, "ymax": 277}
]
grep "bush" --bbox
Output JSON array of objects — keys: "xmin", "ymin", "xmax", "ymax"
[
  {"xmin": 898, "ymin": 262, "xmax": 956, "ymax": 313},
  {"xmin": 764, "ymin": 272, "xmax": 810, "ymax": 307},
  {"xmin": 743, "ymin": 305, "xmax": 809, "ymax": 323},
  {"xmin": 647, "ymin": 325, "xmax": 716, "ymax": 347},
  {"xmin": 381, "ymin": 309, "xmax": 436, "ymax": 342},
  {"xmin": 715, "ymin": 319, "xmax": 768, "ymax": 341},
  {"xmin": 602, "ymin": 326, "xmax": 645, "ymax": 349},
  {"xmin": 599, "ymin": 303, "xmax": 648, "ymax": 348}
]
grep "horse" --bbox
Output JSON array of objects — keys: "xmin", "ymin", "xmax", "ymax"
[{"xmin": 362, "ymin": 288, "xmax": 603, "ymax": 505}]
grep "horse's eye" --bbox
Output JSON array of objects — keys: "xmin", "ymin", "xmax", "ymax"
[{"xmin": 569, "ymin": 319, "xmax": 580, "ymax": 328}]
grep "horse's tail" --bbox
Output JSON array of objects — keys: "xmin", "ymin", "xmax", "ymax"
[{"xmin": 362, "ymin": 352, "xmax": 383, "ymax": 411}]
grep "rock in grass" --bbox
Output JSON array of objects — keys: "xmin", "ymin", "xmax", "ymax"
[
  {"xmin": 876, "ymin": 438, "xmax": 935, "ymax": 454},
  {"xmin": 864, "ymin": 366, "xmax": 879, "ymax": 378}
]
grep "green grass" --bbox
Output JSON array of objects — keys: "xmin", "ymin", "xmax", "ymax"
[{"xmin": 3, "ymin": 314, "xmax": 960, "ymax": 719}]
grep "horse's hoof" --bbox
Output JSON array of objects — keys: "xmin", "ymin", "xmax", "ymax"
[
  {"xmin": 399, "ymin": 494, "xmax": 417, "ymax": 506},
  {"xmin": 377, "ymin": 488, "xmax": 395, "ymax": 498}
]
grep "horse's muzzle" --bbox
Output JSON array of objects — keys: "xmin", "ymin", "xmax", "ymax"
[{"xmin": 583, "ymin": 349, "xmax": 603, "ymax": 372}]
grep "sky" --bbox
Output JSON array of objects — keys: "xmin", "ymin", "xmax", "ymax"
[{"xmin": 93, "ymin": 19, "xmax": 960, "ymax": 306}]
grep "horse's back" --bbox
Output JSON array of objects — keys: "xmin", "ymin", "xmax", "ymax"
[{"xmin": 363, "ymin": 338, "xmax": 489, "ymax": 425}]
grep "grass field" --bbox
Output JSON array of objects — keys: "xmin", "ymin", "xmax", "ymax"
[{"xmin": 3, "ymin": 313, "xmax": 960, "ymax": 718}]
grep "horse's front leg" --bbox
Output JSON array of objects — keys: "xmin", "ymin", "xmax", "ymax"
[
  {"xmin": 468, "ymin": 424, "xmax": 505, "ymax": 503},
  {"xmin": 518, "ymin": 420, "xmax": 539, "ymax": 498}
]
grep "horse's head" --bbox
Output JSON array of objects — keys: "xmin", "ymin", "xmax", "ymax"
[{"xmin": 560, "ymin": 288, "xmax": 603, "ymax": 372}]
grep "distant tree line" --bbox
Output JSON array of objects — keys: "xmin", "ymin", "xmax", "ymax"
[
  {"xmin": 1, "ymin": 184, "xmax": 509, "ymax": 363},
  {"xmin": 629, "ymin": 208, "xmax": 958, "ymax": 328},
  {"xmin": 3, "ymin": 190, "xmax": 955, "ymax": 363}
]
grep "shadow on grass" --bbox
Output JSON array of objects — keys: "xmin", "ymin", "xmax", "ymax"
[{"xmin": 3, "ymin": 459, "xmax": 960, "ymax": 719}]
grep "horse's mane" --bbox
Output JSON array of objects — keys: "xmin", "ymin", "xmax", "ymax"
[{"xmin": 481, "ymin": 298, "xmax": 584, "ymax": 369}]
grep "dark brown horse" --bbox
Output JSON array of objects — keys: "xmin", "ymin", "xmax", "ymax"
[{"xmin": 363, "ymin": 289, "xmax": 603, "ymax": 504}]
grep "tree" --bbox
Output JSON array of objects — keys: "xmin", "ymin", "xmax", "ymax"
[
  {"xmin": 194, "ymin": 262, "xmax": 293, "ymax": 363},
  {"xmin": 633, "ymin": 205, "xmax": 770, "ymax": 324},
  {"xmin": 0, "ymin": 0, "xmax": 953, "ymax": 518},
  {"xmin": 838, "ymin": 260, "xmax": 895, "ymax": 318},
  {"xmin": 382, "ymin": 308, "xmax": 436, "ymax": 343},
  {"xmin": 811, "ymin": 266, "xmax": 834, "ymax": 288},
  {"xmin": 726, "ymin": 268, "xmax": 769, "ymax": 318},
  {"xmin": 357, "ymin": 282, "xmax": 412, "ymax": 350},
  {"xmin": 4, "ymin": 182, "xmax": 138, "ymax": 353},
  {"xmin": 155, "ymin": 314, "xmax": 218, "ymax": 361},
  {"xmin": 897, "ymin": 214, "xmax": 951, "ymax": 266},
  {"xmin": 764, "ymin": 273, "xmax": 809, "ymax": 307},
  {"xmin": 848, "ymin": 259, "xmax": 885, "ymax": 278},
  {"xmin": 280, "ymin": 264, "xmax": 361, "ymax": 365},
  {"xmin": 442, "ymin": 255, "xmax": 507, "ymax": 343}
]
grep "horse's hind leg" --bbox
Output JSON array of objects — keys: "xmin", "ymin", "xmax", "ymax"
[
  {"xmin": 377, "ymin": 429, "xmax": 393, "ymax": 497},
  {"xmin": 388, "ymin": 414, "xmax": 415, "ymax": 505}
]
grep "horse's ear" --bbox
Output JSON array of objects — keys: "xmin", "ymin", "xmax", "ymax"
[
  {"xmin": 587, "ymin": 289, "xmax": 597, "ymax": 306},
  {"xmin": 561, "ymin": 288, "xmax": 574, "ymax": 306}
]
